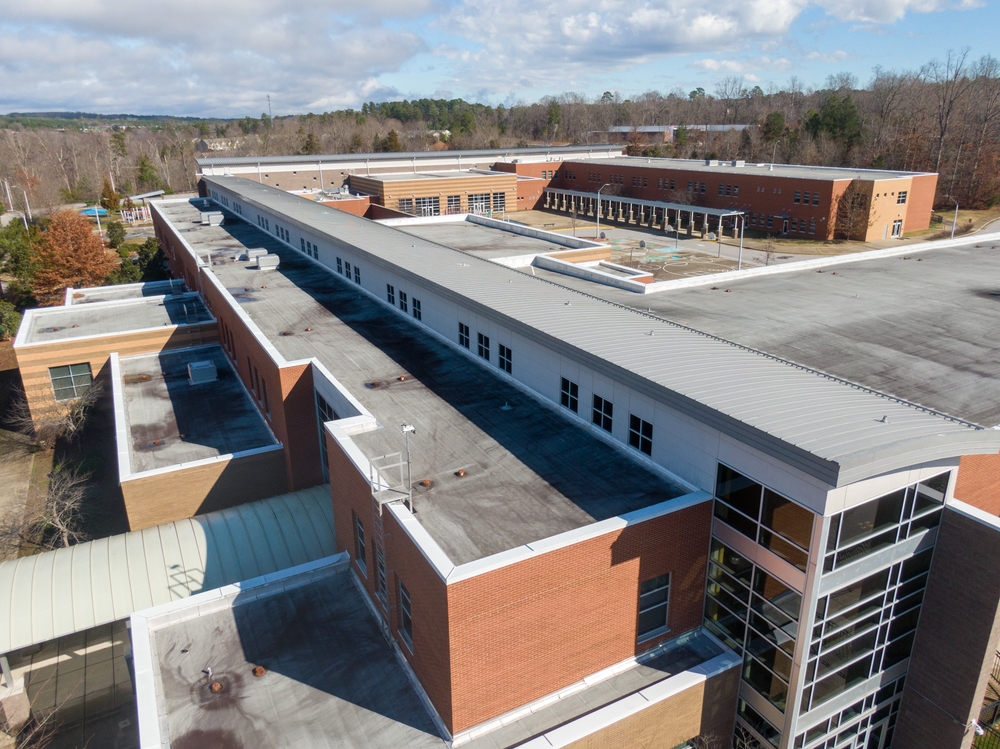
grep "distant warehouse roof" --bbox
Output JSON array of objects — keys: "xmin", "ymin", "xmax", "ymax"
[{"xmin": 0, "ymin": 486, "xmax": 333, "ymax": 655}]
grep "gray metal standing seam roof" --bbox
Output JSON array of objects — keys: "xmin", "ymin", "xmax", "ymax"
[
  {"xmin": 0, "ymin": 486, "xmax": 334, "ymax": 655},
  {"xmin": 196, "ymin": 144, "xmax": 622, "ymax": 169},
  {"xmin": 199, "ymin": 176, "xmax": 1000, "ymax": 486}
]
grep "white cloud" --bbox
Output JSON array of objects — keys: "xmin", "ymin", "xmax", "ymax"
[{"xmin": 811, "ymin": 0, "xmax": 947, "ymax": 23}]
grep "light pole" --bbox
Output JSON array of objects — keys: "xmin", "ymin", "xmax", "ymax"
[
  {"xmin": 737, "ymin": 214, "xmax": 745, "ymax": 270},
  {"xmin": 949, "ymin": 196, "xmax": 959, "ymax": 240},
  {"xmin": 20, "ymin": 188, "xmax": 31, "ymax": 221},
  {"xmin": 596, "ymin": 184, "xmax": 611, "ymax": 240}
]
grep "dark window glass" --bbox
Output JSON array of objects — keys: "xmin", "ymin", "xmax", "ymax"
[
  {"xmin": 839, "ymin": 490, "xmax": 905, "ymax": 547},
  {"xmin": 628, "ymin": 414, "xmax": 653, "ymax": 455},
  {"xmin": 386, "ymin": 284, "xmax": 395, "ymax": 305},
  {"xmin": 710, "ymin": 539, "xmax": 753, "ymax": 587},
  {"xmin": 638, "ymin": 574, "xmax": 670, "ymax": 638},
  {"xmin": 716, "ymin": 465, "xmax": 762, "ymax": 521},
  {"xmin": 714, "ymin": 501, "xmax": 758, "ymax": 541},
  {"xmin": 49, "ymin": 363, "xmax": 94, "ymax": 401},
  {"xmin": 353, "ymin": 513, "xmax": 366, "ymax": 575},
  {"xmin": 759, "ymin": 530, "xmax": 809, "ymax": 571},
  {"xmin": 477, "ymin": 332, "xmax": 490, "ymax": 361},
  {"xmin": 458, "ymin": 322, "xmax": 469, "ymax": 349},
  {"xmin": 592, "ymin": 395, "xmax": 613, "ymax": 432},
  {"xmin": 743, "ymin": 655, "xmax": 788, "ymax": 711},
  {"xmin": 761, "ymin": 490, "xmax": 813, "ymax": 550},
  {"xmin": 399, "ymin": 582, "xmax": 413, "ymax": 649},
  {"xmin": 815, "ymin": 630, "xmax": 877, "ymax": 681},
  {"xmin": 754, "ymin": 570, "xmax": 802, "ymax": 621},
  {"xmin": 738, "ymin": 699, "xmax": 781, "ymax": 748},
  {"xmin": 708, "ymin": 562, "xmax": 750, "ymax": 603},
  {"xmin": 901, "ymin": 549, "xmax": 933, "ymax": 581},
  {"xmin": 825, "ymin": 569, "xmax": 890, "ymax": 618},
  {"xmin": 811, "ymin": 655, "xmax": 873, "ymax": 707},
  {"xmin": 412, "ymin": 298, "xmax": 422, "ymax": 321},
  {"xmin": 560, "ymin": 378, "xmax": 578, "ymax": 412},
  {"xmin": 704, "ymin": 597, "xmax": 745, "ymax": 650},
  {"xmin": 498, "ymin": 343, "xmax": 511, "ymax": 374},
  {"xmin": 399, "ymin": 291, "xmax": 408, "ymax": 313}
]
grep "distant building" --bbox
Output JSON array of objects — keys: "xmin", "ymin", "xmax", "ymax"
[
  {"xmin": 604, "ymin": 124, "xmax": 751, "ymax": 144},
  {"xmin": 195, "ymin": 137, "xmax": 243, "ymax": 153}
]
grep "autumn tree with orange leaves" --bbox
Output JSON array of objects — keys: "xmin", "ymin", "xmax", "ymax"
[{"xmin": 32, "ymin": 211, "xmax": 116, "ymax": 305}]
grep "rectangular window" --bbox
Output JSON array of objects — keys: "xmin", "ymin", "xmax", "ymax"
[
  {"xmin": 687, "ymin": 181, "xmax": 693, "ymax": 192},
  {"xmin": 262, "ymin": 379, "xmax": 270, "ymax": 418},
  {"xmin": 592, "ymin": 394, "xmax": 613, "ymax": 432},
  {"xmin": 313, "ymin": 244, "xmax": 318, "ymax": 259},
  {"xmin": 301, "ymin": 238, "xmax": 306, "ymax": 253},
  {"xmin": 638, "ymin": 574, "xmax": 670, "ymax": 639},
  {"xmin": 812, "ymin": 193, "xmax": 820, "ymax": 206},
  {"xmin": 412, "ymin": 298, "xmax": 422, "ymax": 321},
  {"xmin": 477, "ymin": 332, "xmax": 490, "ymax": 361},
  {"xmin": 700, "ymin": 182, "xmax": 706, "ymax": 193},
  {"xmin": 458, "ymin": 322, "xmax": 470, "ymax": 349},
  {"xmin": 560, "ymin": 377, "xmax": 579, "ymax": 412},
  {"xmin": 399, "ymin": 291, "xmax": 408, "ymax": 313},
  {"xmin": 802, "ymin": 191, "xmax": 810, "ymax": 204},
  {"xmin": 628, "ymin": 414, "xmax": 653, "ymax": 456},
  {"xmin": 767, "ymin": 215, "xmax": 774, "ymax": 229},
  {"xmin": 809, "ymin": 220, "xmax": 816, "ymax": 234},
  {"xmin": 399, "ymin": 582, "xmax": 413, "ymax": 650},
  {"xmin": 670, "ymin": 179, "xmax": 675, "ymax": 190},
  {"xmin": 344, "ymin": 261, "xmax": 351, "ymax": 278},
  {"xmin": 498, "ymin": 344, "xmax": 512, "ymax": 374},
  {"xmin": 791, "ymin": 219, "xmax": 799, "ymax": 232},
  {"xmin": 336, "ymin": 257, "xmax": 342, "ymax": 273},
  {"xmin": 733, "ymin": 185, "xmax": 739, "ymax": 197},
  {"xmin": 447, "ymin": 195, "xmax": 460, "ymax": 212},
  {"xmin": 794, "ymin": 191, "xmax": 801, "ymax": 204},
  {"xmin": 398, "ymin": 198, "xmax": 414, "ymax": 214},
  {"xmin": 49, "ymin": 363, "xmax": 93, "ymax": 401},
  {"xmin": 354, "ymin": 266, "xmax": 360, "ymax": 284},
  {"xmin": 376, "ymin": 549, "xmax": 387, "ymax": 602},
  {"xmin": 719, "ymin": 184, "xmax": 725, "ymax": 196},
  {"xmin": 415, "ymin": 196, "xmax": 440, "ymax": 216},
  {"xmin": 726, "ymin": 184, "xmax": 732, "ymax": 196},
  {"xmin": 469, "ymin": 193, "xmax": 490, "ymax": 213},
  {"xmin": 353, "ymin": 512, "xmax": 366, "ymax": 575},
  {"xmin": 387, "ymin": 284, "xmax": 395, "ymax": 305},
  {"xmin": 493, "ymin": 193, "xmax": 506, "ymax": 212}
]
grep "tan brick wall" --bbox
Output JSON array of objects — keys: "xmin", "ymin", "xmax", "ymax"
[
  {"xmin": 907, "ymin": 173, "xmax": 938, "ymax": 231},
  {"xmin": 548, "ymin": 248, "xmax": 613, "ymax": 264},
  {"xmin": 893, "ymin": 507, "xmax": 1000, "ymax": 749},
  {"xmin": 348, "ymin": 173, "xmax": 517, "ymax": 215},
  {"xmin": 955, "ymin": 453, "xmax": 1000, "ymax": 515},
  {"xmin": 121, "ymin": 447, "xmax": 287, "ymax": 530},
  {"xmin": 564, "ymin": 667, "xmax": 739, "ymax": 749},
  {"xmin": 14, "ymin": 323, "xmax": 217, "ymax": 424}
]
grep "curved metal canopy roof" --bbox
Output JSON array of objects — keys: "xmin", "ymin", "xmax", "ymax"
[{"xmin": 0, "ymin": 485, "xmax": 334, "ymax": 655}]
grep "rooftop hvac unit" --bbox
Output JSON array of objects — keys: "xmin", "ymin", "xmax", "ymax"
[
  {"xmin": 247, "ymin": 248, "xmax": 268, "ymax": 259},
  {"xmin": 732, "ymin": 160, "xmax": 746, "ymax": 167},
  {"xmin": 187, "ymin": 360, "xmax": 217, "ymax": 385},
  {"xmin": 256, "ymin": 254, "xmax": 280, "ymax": 270},
  {"xmin": 200, "ymin": 211, "xmax": 224, "ymax": 225},
  {"xmin": 705, "ymin": 159, "xmax": 720, "ymax": 167}
]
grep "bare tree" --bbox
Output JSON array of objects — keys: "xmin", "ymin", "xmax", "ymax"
[
  {"xmin": 968, "ymin": 55, "xmax": 1000, "ymax": 203},
  {"xmin": 834, "ymin": 181, "xmax": 875, "ymax": 240},
  {"xmin": 0, "ymin": 463, "xmax": 89, "ymax": 559},
  {"xmin": 3, "ymin": 382, "xmax": 103, "ymax": 449},
  {"xmin": 762, "ymin": 235, "xmax": 777, "ymax": 266},
  {"xmin": 922, "ymin": 48, "xmax": 975, "ymax": 173}
]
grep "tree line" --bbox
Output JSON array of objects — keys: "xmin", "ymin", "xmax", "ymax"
[{"xmin": 0, "ymin": 49, "xmax": 997, "ymax": 215}]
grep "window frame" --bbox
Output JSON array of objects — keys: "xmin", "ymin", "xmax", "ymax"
[
  {"xmin": 399, "ymin": 291, "xmax": 408, "ymax": 313},
  {"xmin": 353, "ymin": 512, "xmax": 367, "ymax": 576},
  {"xmin": 399, "ymin": 581, "xmax": 413, "ymax": 651},
  {"xmin": 458, "ymin": 322, "xmax": 470, "ymax": 349},
  {"xmin": 477, "ymin": 332, "xmax": 490, "ymax": 361},
  {"xmin": 387, "ymin": 284, "xmax": 395, "ymax": 305},
  {"xmin": 560, "ymin": 377, "xmax": 579, "ymax": 413},
  {"xmin": 592, "ymin": 394, "xmax": 613, "ymax": 432},
  {"xmin": 498, "ymin": 343, "xmax": 512, "ymax": 374},
  {"xmin": 628, "ymin": 414, "xmax": 653, "ymax": 456},
  {"xmin": 49, "ymin": 363, "xmax": 94, "ymax": 401},
  {"xmin": 637, "ymin": 573, "xmax": 671, "ymax": 641},
  {"xmin": 412, "ymin": 298, "xmax": 422, "ymax": 320}
]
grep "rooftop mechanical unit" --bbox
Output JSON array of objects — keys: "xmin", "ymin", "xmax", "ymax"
[
  {"xmin": 187, "ymin": 360, "xmax": 217, "ymax": 385},
  {"xmin": 200, "ymin": 211, "xmax": 224, "ymax": 226},
  {"xmin": 256, "ymin": 254, "xmax": 280, "ymax": 270}
]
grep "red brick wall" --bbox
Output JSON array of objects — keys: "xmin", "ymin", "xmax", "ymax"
[
  {"xmin": 445, "ymin": 501, "xmax": 712, "ymax": 731},
  {"xmin": 198, "ymin": 279, "xmax": 323, "ymax": 492},
  {"xmin": 494, "ymin": 161, "xmax": 563, "ymax": 210},
  {"xmin": 956, "ymin": 453, "xmax": 1000, "ymax": 515},
  {"xmin": 327, "ymin": 431, "xmax": 455, "ymax": 727},
  {"xmin": 326, "ymin": 418, "xmax": 713, "ymax": 735},
  {"xmin": 319, "ymin": 197, "xmax": 371, "ymax": 216}
]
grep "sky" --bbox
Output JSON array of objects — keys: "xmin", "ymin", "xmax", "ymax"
[{"xmin": 0, "ymin": 0, "xmax": 995, "ymax": 117}]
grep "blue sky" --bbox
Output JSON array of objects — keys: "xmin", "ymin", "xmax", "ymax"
[{"xmin": 0, "ymin": 0, "xmax": 995, "ymax": 116}]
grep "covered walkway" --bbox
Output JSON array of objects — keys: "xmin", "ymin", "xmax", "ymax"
[{"xmin": 543, "ymin": 187, "xmax": 743, "ymax": 238}]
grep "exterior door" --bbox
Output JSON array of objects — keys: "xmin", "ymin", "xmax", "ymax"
[{"xmin": 892, "ymin": 219, "xmax": 903, "ymax": 238}]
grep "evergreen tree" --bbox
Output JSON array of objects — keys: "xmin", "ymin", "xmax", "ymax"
[
  {"xmin": 100, "ymin": 177, "xmax": 120, "ymax": 211},
  {"xmin": 301, "ymin": 132, "xmax": 321, "ymax": 154},
  {"xmin": 105, "ymin": 220, "xmax": 126, "ymax": 249},
  {"xmin": 382, "ymin": 130, "xmax": 404, "ymax": 152}
]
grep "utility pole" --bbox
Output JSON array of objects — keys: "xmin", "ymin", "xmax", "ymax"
[
  {"xmin": 21, "ymin": 189, "xmax": 31, "ymax": 221},
  {"xmin": 2, "ymin": 180, "xmax": 13, "ymax": 212},
  {"xmin": 738, "ymin": 215, "xmax": 745, "ymax": 270},
  {"xmin": 109, "ymin": 171, "xmax": 116, "ymax": 193},
  {"xmin": 949, "ymin": 196, "xmax": 959, "ymax": 240},
  {"xmin": 267, "ymin": 94, "xmax": 272, "ymax": 120}
]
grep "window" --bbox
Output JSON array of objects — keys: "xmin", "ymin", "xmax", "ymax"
[
  {"xmin": 638, "ymin": 574, "xmax": 670, "ymax": 639},
  {"xmin": 387, "ymin": 284, "xmax": 395, "ymax": 305},
  {"xmin": 629, "ymin": 414, "xmax": 653, "ymax": 456},
  {"xmin": 399, "ymin": 291, "xmax": 408, "ymax": 313},
  {"xmin": 469, "ymin": 193, "xmax": 490, "ymax": 213},
  {"xmin": 794, "ymin": 190, "xmax": 801, "ymax": 204},
  {"xmin": 493, "ymin": 193, "xmax": 506, "ymax": 212},
  {"xmin": 412, "ymin": 298, "xmax": 421, "ymax": 320},
  {"xmin": 415, "ymin": 196, "xmax": 440, "ymax": 216},
  {"xmin": 301, "ymin": 238, "xmax": 306, "ymax": 253},
  {"xmin": 336, "ymin": 257, "xmax": 342, "ymax": 273},
  {"xmin": 897, "ymin": 191, "xmax": 907, "ymax": 205},
  {"xmin": 398, "ymin": 198, "xmax": 414, "ymax": 214},
  {"xmin": 687, "ymin": 181, "xmax": 694, "ymax": 192},
  {"xmin": 49, "ymin": 363, "xmax": 93, "ymax": 401},
  {"xmin": 733, "ymin": 185, "xmax": 739, "ymax": 197},
  {"xmin": 766, "ymin": 215, "xmax": 774, "ymax": 229},
  {"xmin": 477, "ymin": 332, "xmax": 490, "ymax": 361},
  {"xmin": 809, "ymin": 220, "xmax": 816, "ymax": 234},
  {"xmin": 726, "ymin": 184, "xmax": 732, "ymax": 196},
  {"xmin": 344, "ymin": 261, "xmax": 351, "ymax": 279},
  {"xmin": 670, "ymin": 179, "xmax": 675, "ymax": 190},
  {"xmin": 354, "ymin": 265, "xmax": 360, "ymax": 284},
  {"xmin": 498, "ymin": 344, "xmax": 512, "ymax": 374},
  {"xmin": 700, "ymin": 182, "xmax": 706, "ymax": 193},
  {"xmin": 399, "ymin": 582, "xmax": 413, "ymax": 649},
  {"xmin": 376, "ymin": 549, "xmax": 387, "ymax": 602},
  {"xmin": 791, "ymin": 219, "xmax": 799, "ymax": 232},
  {"xmin": 353, "ymin": 512, "xmax": 367, "ymax": 575},
  {"xmin": 719, "ymin": 184, "xmax": 725, "ymax": 196},
  {"xmin": 592, "ymin": 395, "xmax": 613, "ymax": 432},
  {"xmin": 261, "ymin": 380, "xmax": 270, "ymax": 418},
  {"xmin": 560, "ymin": 377, "xmax": 578, "ymax": 412},
  {"xmin": 447, "ymin": 195, "xmax": 460, "ymax": 212},
  {"xmin": 802, "ymin": 191, "xmax": 810, "ymax": 204},
  {"xmin": 458, "ymin": 322, "xmax": 470, "ymax": 349},
  {"xmin": 812, "ymin": 193, "xmax": 820, "ymax": 206}
]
